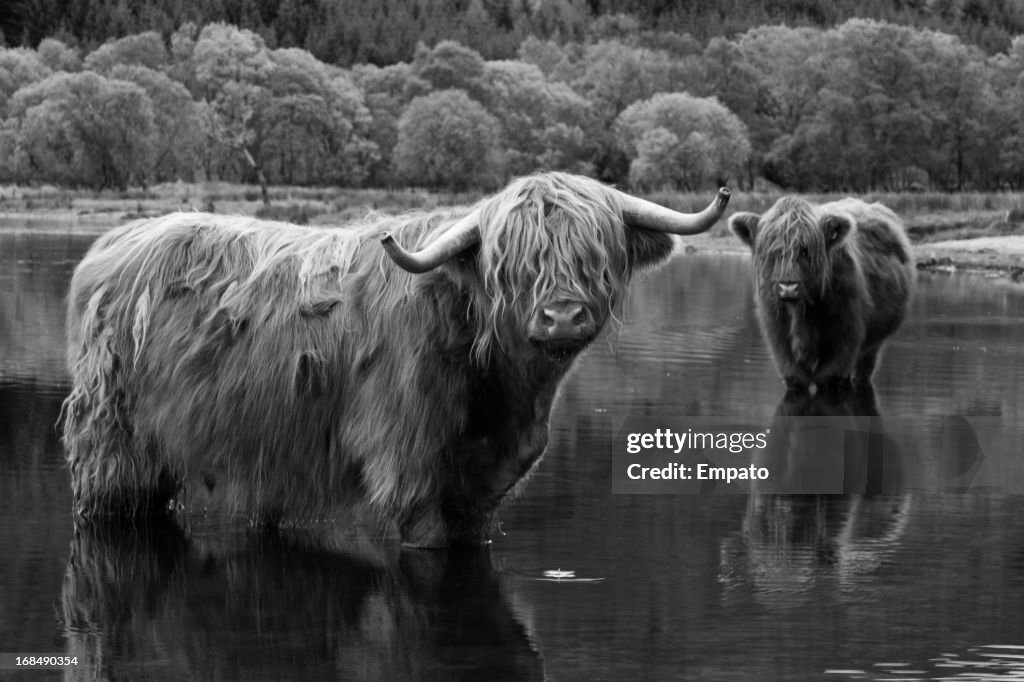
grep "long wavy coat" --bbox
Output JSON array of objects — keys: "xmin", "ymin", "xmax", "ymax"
[
  {"xmin": 62, "ymin": 172, "xmax": 712, "ymax": 547},
  {"xmin": 730, "ymin": 197, "xmax": 914, "ymax": 391}
]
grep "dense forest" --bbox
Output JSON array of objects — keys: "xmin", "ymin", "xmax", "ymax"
[
  {"xmin": 6, "ymin": 0, "xmax": 1024, "ymax": 60},
  {"xmin": 1, "ymin": 1, "xmax": 1024, "ymax": 193}
]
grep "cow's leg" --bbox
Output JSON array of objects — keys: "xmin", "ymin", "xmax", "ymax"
[
  {"xmin": 65, "ymin": 387, "xmax": 180, "ymax": 518},
  {"xmin": 778, "ymin": 352, "xmax": 812, "ymax": 391},
  {"xmin": 813, "ymin": 317, "xmax": 863, "ymax": 392},
  {"xmin": 854, "ymin": 345, "xmax": 881, "ymax": 385},
  {"xmin": 72, "ymin": 468, "xmax": 179, "ymax": 519},
  {"xmin": 435, "ymin": 435, "xmax": 548, "ymax": 549},
  {"xmin": 814, "ymin": 354, "xmax": 856, "ymax": 394},
  {"xmin": 764, "ymin": 309, "xmax": 812, "ymax": 390},
  {"xmin": 442, "ymin": 424, "xmax": 550, "ymax": 546},
  {"xmin": 400, "ymin": 502, "xmax": 448, "ymax": 549},
  {"xmin": 441, "ymin": 504, "xmax": 494, "ymax": 546},
  {"xmin": 491, "ymin": 419, "xmax": 549, "ymax": 500},
  {"xmin": 815, "ymin": 341, "xmax": 855, "ymax": 392},
  {"xmin": 136, "ymin": 466, "xmax": 181, "ymax": 516},
  {"xmin": 431, "ymin": 402, "xmax": 552, "ymax": 548}
]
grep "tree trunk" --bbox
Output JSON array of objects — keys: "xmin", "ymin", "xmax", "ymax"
[{"xmin": 242, "ymin": 146, "xmax": 270, "ymax": 206}]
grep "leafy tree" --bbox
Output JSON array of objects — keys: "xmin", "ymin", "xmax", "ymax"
[
  {"xmin": 190, "ymin": 23, "xmax": 271, "ymax": 195},
  {"xmin": 353, "ymin": 62, "xmax": 431, "ymax": 185},
  {"xmin": 698, "ymin": 36, "xmax": 767, "ymax": 183},
  {"xmin": 564, "ymin": 39, "xmax": 704, "ymax": 181},
  {"xmin": 711, "ymin": 18, "xmax": 1002, "ymax": 191},
  {"xmin": 411, "ymin": 40, "xmax": 487, "ymax": 100},
  {"xmin": 615, "ymin": 92, "xmax": 751, "ymax": 190},
  {"xmin": 393, "ymin": 88, "xmax": 501, "ymax": 190},
  {"xmin": 258, "ymin": 48, "xmax": 378, "ymax": 185},
  {"xmin": 516, "ymin": 35, "xmax": 569, "ymax": 76},
  {"xmin": 731, "ymin": 25, "xmax": 827, "ymax": 181},
  {"xmin": 108, "ymin": 64, "xmax": 203, "ymax": 182},
  {"xmin": 823, "ymin": 20, "xmax": 938, "ymax": 189},
  {"xmin": 168, "ymin": 22, "xmax": 199, "ymax": 90},
  {"xmin": 36, "ymin": 38, "xmax": 81, "ymax": 72},
  {"xmin": 775, "ymin": 19, "xmax": 995, "ymax": 191},
  {"xmin": 990, "ymin": 36, "xmax": 1024, "ymax": 187},
  {"xmin": 0, "ymin": 48, "xmax": 51, "ymax": 115},
  {"xmin": 481, "ymin": 59, "xmax": 598, "ymax": 177},
  {"xmin": 914, "ymin": 30, "xmax": 998, "ymax": 189},
  {"xmin": 82, "ymin": 31, "xmax": 169, "ymax": 73},
  {"xmin": 6, "ymin": 71, "xmax": 154, "ymax": 188},
  {"xmin": 569, "ymin": 40, "xmax": 679, "ymax": 118},
  {"xmin": 190, "ymin": 22, "xmax": 269, "ymax": 100}
]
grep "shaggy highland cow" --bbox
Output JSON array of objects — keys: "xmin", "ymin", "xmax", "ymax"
[
  {"xmin": 62, "ymin": 171, "xmax": 729, "ymax": 548},
  {"xmin": 730, "ymin": 197, "xmax": 914, "ymax": 392}
]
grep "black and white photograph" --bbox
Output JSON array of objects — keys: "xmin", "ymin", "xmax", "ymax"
[{"xmin": 2, "ymin": 1, "xmax": 1024, "ymax": 680}]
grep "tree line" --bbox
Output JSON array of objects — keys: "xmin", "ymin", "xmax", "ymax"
[
  {"xmin": 1, "ymin": 18, "xmax": 1024, "ymax": 193},
  {"xmin": 6, "ymin": 0, "xmax": 1024, "ymax": 61}
]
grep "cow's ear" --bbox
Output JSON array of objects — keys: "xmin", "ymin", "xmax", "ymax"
[
  {"xmin": 729, "ymin": 212, "xmax": 760, "ymax": 250},
  {"xmin": 627, "ymin": 229, "xmax": 675, "ymax": 270},
  {"xmin": 821, "ymin": 213, "xmax": 853, "ymax": 249}
]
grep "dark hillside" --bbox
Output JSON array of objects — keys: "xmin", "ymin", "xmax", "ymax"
[{"xmin": 4, "ymin": 0, "xmax": 1024, "ymax": 64}]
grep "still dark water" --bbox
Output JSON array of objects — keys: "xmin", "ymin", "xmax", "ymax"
[{"xmin": 2, "ymin": 224, "xmax": 1024, "ymax": 681}]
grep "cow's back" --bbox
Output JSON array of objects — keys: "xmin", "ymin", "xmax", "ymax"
[
  {"xmin": 66, "ymin": 213, "xmax": 367, "ymax": 357},
  {"xmin": 63, "ymin": 213, "xmax": 377, "ymax": 517},
  {"xmin": 62, "ymin": 211, "xmax": 485, "ymax": 523},
  {"xmin": 824, "ymin": 199, "xmax": 914, "ymax": 346}
]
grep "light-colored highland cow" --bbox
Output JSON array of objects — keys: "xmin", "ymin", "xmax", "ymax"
[
  {"xmin": 61, "ymin": 171, "xmax": 729, "ymax": 547},
  {"xmin": 730, "ymin": 197, "xmax": 914, "ymax": 392}
]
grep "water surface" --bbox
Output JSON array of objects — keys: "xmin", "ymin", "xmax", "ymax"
[{"xmin": 2, "ymin": 226, "xmax": 1023, "ymax": 681}]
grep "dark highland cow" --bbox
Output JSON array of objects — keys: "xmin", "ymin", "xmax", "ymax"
[
  {"xmin": 729, "ymin": 197, "xmax": 914, "ymax": 392},
  {"xmin": 61, "ymin": 172, "xmax": 729, "ymax": 548}
]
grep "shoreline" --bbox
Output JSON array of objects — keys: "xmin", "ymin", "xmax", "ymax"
[
  {"xmin": 3, "ymin": 206, "xmax": 1023, "ymax": 283},
  {"xmin": 679, "ymin": 232, "xmax": 1024, "ymax": 283}
]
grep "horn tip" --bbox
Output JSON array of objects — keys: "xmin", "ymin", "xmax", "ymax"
[
  {"xmin": 716, "ymin": 187, "xmax": 731, "ymax": 209},
  {"xmin": 379, "ymin": 232, "xmax": 410, "ymax": 264}
]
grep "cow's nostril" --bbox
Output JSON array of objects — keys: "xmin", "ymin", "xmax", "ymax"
[{"xmin": 537, "ymin": 302, "xmax": 594, "ymax": 340}]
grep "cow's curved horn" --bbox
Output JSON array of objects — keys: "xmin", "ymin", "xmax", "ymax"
[
  {"xmin": 380, "ymin": 208, "xmax": 482, "ymax": 273},
  {"xmin": 619, "ymin": 187, "xmax": 731, "ymax": 235}
]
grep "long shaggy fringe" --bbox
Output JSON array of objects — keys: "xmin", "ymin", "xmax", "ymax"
[
  {"xmin": 753, "ymin": 196, "xmax": 832, "ymax": 301},
  {"xmin": 474, "ymin": 172, "xmax": 629, "ymax": 362},
  {"xmin": 61, "ymin": 171, "xmax": 639, "ymax": 530}
]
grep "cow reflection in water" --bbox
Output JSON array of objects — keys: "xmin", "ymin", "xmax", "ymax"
[
  {"xmin": 60, "ymin": 522, "xmax": 543, "ymax": 681},
  {"xmin": 719, "ymin": 386, "xmax": 911, "ymax": 602}
]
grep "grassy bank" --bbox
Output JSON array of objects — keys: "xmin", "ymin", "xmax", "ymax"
[
  {"xmin": 3, "ymin": 183, "xmax": 1023, "ymax": 279},
  {"xmin": 629, "ymin": 190, "xmax": 1024, "ymax": 279},
  {"xmin": 0, "ymin": 182, "xmax": 482, "ymax": 226}
]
